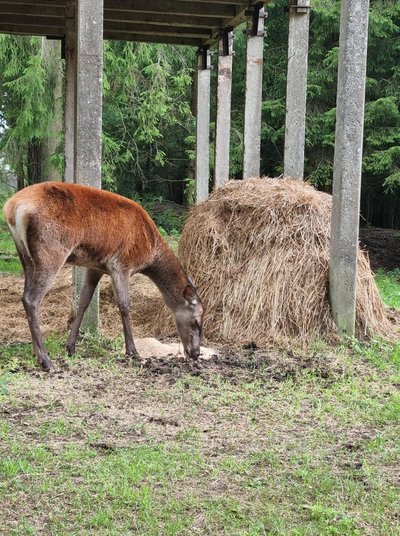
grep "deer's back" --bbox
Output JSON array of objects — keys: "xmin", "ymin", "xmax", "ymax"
[{"xmin": 4, "ymin": 182, "xmax": 160, "ymax": 271}]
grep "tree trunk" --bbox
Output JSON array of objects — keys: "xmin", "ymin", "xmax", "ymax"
[
  {"xmin": 27, "ymin": 139, "xmax": 43, "ymax": 184},
  {"xmin": 41, "ymin": 39, "xmax": 63, "ymax": 182}
]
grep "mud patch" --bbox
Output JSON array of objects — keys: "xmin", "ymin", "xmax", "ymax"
[{"xmin": 134, "ymin": 345, "xmax": 345, "ymax": 384}]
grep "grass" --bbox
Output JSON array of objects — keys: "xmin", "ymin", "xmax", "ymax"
[
  {"xmin": 0, "ymin": 335, "xmax": 400, "ymax": 535},
  {"xmin": 0, "ymin": 189, "xmax": 22, "ymax": 274},
  {"xmin": 375, "ymin": 269, "xmax": 400, "ymax": 309}
]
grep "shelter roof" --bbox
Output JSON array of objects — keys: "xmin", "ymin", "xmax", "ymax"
[{"xmin": 0, "ymin": 1, "xmax": 267, "ymax": 47}]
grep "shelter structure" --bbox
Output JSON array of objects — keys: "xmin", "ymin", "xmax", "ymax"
[{"xmin": 0, "ymin": 0, "xmax": 370, "ymax": 338}]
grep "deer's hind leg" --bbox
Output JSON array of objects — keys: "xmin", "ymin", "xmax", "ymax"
[
  {"xmin": 22, "ymin": 251, "xmax": 68, "ymax": 371},
  {"xmin": 15, "ymin": 246, "xmax": 39, "ymax": 359}
]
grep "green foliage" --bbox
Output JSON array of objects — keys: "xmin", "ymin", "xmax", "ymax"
[
  {"xmin": 253, "ymin": 0, "xmax": 400, "ymax": 227},
  {"xmin": 0, "ymin": 35, "xmax": 60, "ymax": 185},
  {"xmin": 0, "ymin": 3, "xmax": 399, "ymax": 224},
  {"xmin": 0, "ymin": 189, "xmax": 21, "ymax": 274},
  {"xmin": 132, "ymin": 192, "xmax": 184, "ymax": 234},
  {"xmin": 102, "ymin": 41, "xmax": 195, "ymax": 200}
]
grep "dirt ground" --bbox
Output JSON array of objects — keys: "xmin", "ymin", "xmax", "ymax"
[
  {"xmin": 359, "ymin": 227, "xmax": 400, "ymax": 272},
  {"xmin": 0, "ymin": 328, "xmax": 355, "ymax": 478}
]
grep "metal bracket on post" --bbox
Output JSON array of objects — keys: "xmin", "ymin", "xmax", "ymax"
[
  {"xmin": 197, "ymin": 45, "xmax": 211, "ymax": 70},
  {"xmin": 288, "ymin": 0, "xmax": 311, "ymax": 14},
  {"xmin": 218, "ymin": 27, "xmax": 234, "ymax": 56},
  {"xmin": 245, "ymin": 2, "xmax": 266, "ymax": 37}
]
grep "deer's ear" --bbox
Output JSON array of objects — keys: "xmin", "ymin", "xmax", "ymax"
[{"xmin": 183, "ymin": 284, "xmax": 197, "ymax": 306}]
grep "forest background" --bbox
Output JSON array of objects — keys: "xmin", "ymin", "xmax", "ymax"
[{"xmin": 0, "ymin": 0, "xmax": 399, "ymax": 229}]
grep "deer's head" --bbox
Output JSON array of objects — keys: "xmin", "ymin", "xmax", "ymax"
[{"xmin": 175, "ymin": 282, "xmax": 203, "ymax": 360}]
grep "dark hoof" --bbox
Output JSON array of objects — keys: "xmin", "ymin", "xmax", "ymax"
[
  {"xmin": 125, "ymin": 351, "xmax": 141, "ymax": 360},
  {"xmin": 40, "ymin": 358, "xmax": 54, "ymax": 372},
  {"xmin": 120, "ymin": 351, "xmax": 141, "ymax": 366}
]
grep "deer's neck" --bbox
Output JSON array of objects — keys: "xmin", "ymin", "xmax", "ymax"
[{"xmin": 143, "ymin": 244, "xmax": 187, "ymax": 312}]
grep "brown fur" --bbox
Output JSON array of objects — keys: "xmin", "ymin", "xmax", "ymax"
[
  {"xmin": 5, "ymin": 182, "xmax": 158, "ymax": 270},
  {"xmin": 3, "ymin": 182, "xmax": 203, "ymax": 370}
]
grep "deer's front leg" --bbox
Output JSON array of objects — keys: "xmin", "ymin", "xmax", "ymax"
[{"xmin": 110, "ymin": 270, "xmax": 140, "ymax": 358}]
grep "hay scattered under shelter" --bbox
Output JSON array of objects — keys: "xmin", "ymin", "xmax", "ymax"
[
  {"xmin": 0, "ymin": 269, "xmax": 164, "ymax": 344},
  {"xmin": 155, "ymin": 177, "xmax": 393, "ymax": 347}
]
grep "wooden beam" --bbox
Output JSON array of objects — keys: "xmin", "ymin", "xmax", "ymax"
[
  {"xmin": 0, "ymin": 3, "xmax": 64, "ymax": 17},
  {"xmin": 0, "ymin": 0, "xmax": 64, "ymax": 5},
  {"xmin": 178, "ymin": 0, "xmax": 247, "ymax": 3},
  {"xmin": 0, "ymin": 0, "xmax": 271, "ymax": 47},
  {"xmin": 104, "ymin": 31, "xmax": 202, "ymax": 46},
  {"xmin": 104, "ymin": 21, "xmax": 212, "ymax": 39},
  {"xmin": 104, "ymin": 0, "xmax": 235, "ymax": 18},
  {"xmin": 104, "ymin": 10, "xmax": 222, "ymax": 29},
  {"xmin": 0, "ymin": 23, "xmax": 64, "ymax": 36},
  {"xmin": 0, "ymin": 14, "xmax": 64, "ymax": 28}
]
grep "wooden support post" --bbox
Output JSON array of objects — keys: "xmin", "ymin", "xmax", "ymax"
[
  {"xmin": 214, "ymin": 29, "xmax": 233, "ymax": 189},
  {"xmin": 243, "ymin": 3, "xmax": 265, "ymax": 180},
  {"xmin": 283, "ymin": 0, "xmax": 310, "ymax": 179},
  {"xmin": 64, "ymin": 0, "xmax": 76, "ymax": 183},
  {"xmin": 195, "ymin": 46, "xmax": 211, "ymax": 203},
  {"xmin": 329, "ymin": 0, "xmax": 370, "ymax": 337},
  {"xmin": 73, "ymin": 0, "xmax": 104, "ymax": 331}
]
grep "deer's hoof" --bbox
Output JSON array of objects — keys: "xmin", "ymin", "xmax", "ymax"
[{"xmin": 40, "ymin": 357, "xmax": 54, "ymax": 372}]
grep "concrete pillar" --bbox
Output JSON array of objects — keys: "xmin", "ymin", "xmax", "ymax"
[
  {"xmin": 329, "ymin": 0, "xmax": 370, "ymax": 337},
  {"xmin": 75, "ymin": 0, "xmax": 104, "ymax": 185},
  {"xmin": 283, "ymin": 0, "xmax": 310, "ymax": 179},
  {"xmin": 243, "ymin": 3, "xmax": 265, "ymax": 179},
  {"xmin": 214, "ymin": 29, "xmax": 233, "ymax": 189},
  {"xmin": 195, "ymin": 46, "xmax": 211, "ymax": 203},
  {"xmin": 74, "ymin": 0, "xmax": 104, "ymax": 331},
  {"xmin": 64, "ymin": 0, "xmax": 76, "ymax": 183}
]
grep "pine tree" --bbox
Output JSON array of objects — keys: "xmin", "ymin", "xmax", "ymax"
[{"xmin": 0, "ymin": 35, "xmax": 61, "ymax": 187}]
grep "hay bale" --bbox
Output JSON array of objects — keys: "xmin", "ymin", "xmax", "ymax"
[{"xmin": 154, "ymin": 177, "xmax": 393, "ymax": 347}]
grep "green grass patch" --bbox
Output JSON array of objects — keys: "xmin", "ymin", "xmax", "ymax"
[
  {"xmin": 2, "ymin": 335, "xmax": 400, "ymax": 534},
  {"xmin": 375, "ymin": 268, "xmax": 400, "ymax": 309},
  {"xmin": 0, "ymin": 189, "xmax": 21, "ymax": 274},
  {"xmin": 0, "ymin": 224, "xmax": 21, "ymax": 274}
]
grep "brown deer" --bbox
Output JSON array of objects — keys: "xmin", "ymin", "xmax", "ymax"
[{"xmin": 3, "ymin": 182, "xmax": 203, "ymax": 371}]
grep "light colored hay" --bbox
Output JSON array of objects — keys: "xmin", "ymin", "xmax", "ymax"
[
  {"xmin": 0, "ymin": 270, "xmax": 166, "ymax": 343},
  {"xmin": 154, "ymin": 177, "xmax": 394, "ymax": 347}
]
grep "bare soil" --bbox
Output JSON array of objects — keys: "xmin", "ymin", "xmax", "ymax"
[
  {"xmin": 359, "ymin": 227, "xmax": 400, "ymax": 272},
  {"xmin": 0, "ymin": 345, "xmax": 353, "ymax": 455}
]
